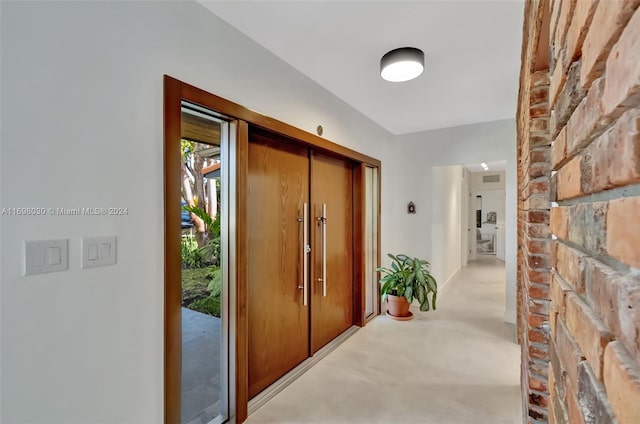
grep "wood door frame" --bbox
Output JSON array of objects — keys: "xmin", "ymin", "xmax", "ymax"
[
  {"xmin": 353, "ymin": 164, "xmax": 366, "ymax": 327},
  {"xmin": 164, "ymin": 75, "xmax": 381, "ymax": 423},
  {"xmin": 353, "ymin": 164, "xmax": 382, "ymax": 324}
]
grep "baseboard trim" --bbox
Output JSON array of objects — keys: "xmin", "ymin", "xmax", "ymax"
[
  {"xmin": 248, "ymin": 325, "xmax": 360, "ymax": 416},
  {"xmin": 503, "ymin": 308, "xmax": 517, "ymax": 325},
  {"xmin": 438, "ymin": 267, "xmax": 462, "ymax": 295}
]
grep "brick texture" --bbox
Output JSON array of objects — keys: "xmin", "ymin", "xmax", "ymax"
[
  {"xmin": 606, "ymin": 197, "xmax": 640, "ymax": 269},
  {"xmin": 584, "ymin": 259, "xmax": 640, "ymax": 364},
  {"xmin": 553, "ymin": 60, "xmax": 585, "ymax": 137},
  {"xmin": 565, "ymin": 292, "xmax": 613, "ymax": 379},
  {"xmin": 549, "ymin": 206, "xmax": 568, "ymax": 240},
  {"xmin": 519, "ymin": 1, "xmax": 640, "ymax": 422},
  {"xmin": 550, "ymin": 126, "xmax": 567, "ymax": 171},
  {"xmin": 603, "ymin": 342, "xmax": 640, "ymax": 424},
  {"xmin": 554, "ymin": 242, "xmax": 587, "ymax": 293},
  {"xmin": 564, "ymin": 0, "xmax": 598, "ymax": 68},
  {"xmin": 565, "ymin": 77, "xmax": 611, "ymax": 158},
  {"xmin": 566, "ymin": 202, "xmax": 607, "ymax": 255},
  {"xmin": 601, "ymin": 7, "xmax": 640, "ymax": 116},
  {"xmin": 581, "ymin": 109, "xmax": 640, "ymax": 194},
  {"xmin": 555, "ymin": 319, "xmax": 584, "ymax": 390},
  {"xmin": 566, "ymin": 385, "xmax": 586, "ymax": 424},
  {"xmin": 556, "ymin": 155, "xmax": 582, "ymax": 200},
  {"xmin": 549, "ymin": 272, "xmax": 571, "ymax": 334},
  {"xmin": 580, "ymin": 0, "xmax": 640, "ymax": 90},
  {"xmin": 518, "ymin": 68, "xmax": 552, "ymax": 422},
  {"xmin": 577, "ymin": 361, "xmax": 617, "ymax": 424}
]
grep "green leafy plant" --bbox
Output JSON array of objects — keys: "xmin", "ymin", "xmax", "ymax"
[
  {"xmin": 182, "ymin": 266, "xmax": 222, "ymax": 317},
  {"xmin": 183, "ymin": 204, "xmax": 221, "ymax": 266},
  {"xmin": 183, "ymin": 204, "xmax": 220, "ymax": 237},
  {"xmin": 200, "ymin": 236, "xmax": 221, "ymax": 266},
  {"xmin": 377, "ymin": 253, "xmax": 438, "ymax": 311},
  {"xmin": 181, "ymin": 236, "xmax": 203, "ymax": 268}
]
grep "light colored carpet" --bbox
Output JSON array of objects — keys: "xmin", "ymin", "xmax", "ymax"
[{"xmin": 248, "ymin": 256, "xmax": 522, "ymax": 424}]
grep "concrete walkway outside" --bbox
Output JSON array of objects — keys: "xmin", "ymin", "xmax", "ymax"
[{"xmin": 182, "ymin": 307, "xmax": 222, "ymax": 424}]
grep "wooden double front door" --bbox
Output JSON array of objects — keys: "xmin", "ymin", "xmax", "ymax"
[{"xmin": 247, "ymin": 128, "xmax": 354, "ymax": 398}]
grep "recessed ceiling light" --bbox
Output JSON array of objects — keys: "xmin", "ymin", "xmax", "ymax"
[{"xmin": 380, "ymin": 47, "xmax": 425, "ymax": 82}]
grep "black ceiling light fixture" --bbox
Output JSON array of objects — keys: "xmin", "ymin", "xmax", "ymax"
[{"xmin": 380, "ymin": 47, "xmax": 425, "ymax": 82}]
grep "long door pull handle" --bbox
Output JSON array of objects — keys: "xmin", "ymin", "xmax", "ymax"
[
  {"xmin": 317, "ymin": 203, "xmax": 327, "ymax": 297},
  {"xmin": 298, "ymin": 203, "xmax": 309, "ymax": 306}
]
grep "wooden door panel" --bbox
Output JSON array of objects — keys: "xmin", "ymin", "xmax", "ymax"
[
  {"xmin": 310, "ymin": 153, "xmax": 354, "ymax": 353},
  {"xmin": 247, "ymin": 130, "xmax": 310, "ymax": 398}
]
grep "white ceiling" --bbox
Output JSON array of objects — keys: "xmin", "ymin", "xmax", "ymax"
[{"xmin": 200, "ymin": 1, "xmax": 524, "ymax": 135}]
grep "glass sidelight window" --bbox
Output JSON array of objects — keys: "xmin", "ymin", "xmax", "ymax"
[
  {"xmin": 180, "ymin": 102, "xmax": 233, "ymax": 424},
  {"xmin": 364, "ymin": 166, "xmax": 379, "ymax": 318}
]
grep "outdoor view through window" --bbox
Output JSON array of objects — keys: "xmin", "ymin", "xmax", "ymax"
[{"xmin": 180, "ymin": 103, "xmax": 228, "ymax": 424}]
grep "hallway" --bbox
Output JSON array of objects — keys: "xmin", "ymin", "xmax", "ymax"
[{"xmin": 248, "ymin": 256, "xmax": 521, "ymax": 423}]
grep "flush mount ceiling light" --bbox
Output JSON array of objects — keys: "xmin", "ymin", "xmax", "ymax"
[{"xmin": 380, "ymin": 47, "xmax": 425, "ymax": 82}]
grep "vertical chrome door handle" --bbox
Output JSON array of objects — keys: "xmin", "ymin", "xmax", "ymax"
[
  {"xmin": 317, "ymin": 203, "xmax": 327, "ymax": 297},
  {"xmin": 298, "ymin": 203, "xmax": 309, "ymax": 306}
]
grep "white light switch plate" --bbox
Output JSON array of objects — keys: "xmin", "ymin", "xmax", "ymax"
[
  {"xmin": 25, "ymin": 239, "xmax": 69, "ymax": 275},
  {"xmin": 82, "ymin": 236, "xmax": 117, "ymax": 268}
]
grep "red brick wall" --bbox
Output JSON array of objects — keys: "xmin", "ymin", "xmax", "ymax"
[
  {"xmin": 519, "ymin": 68, "xmax": 553, "ymax": 423},
  {"xmin": 546, "ymin": 1, "xmax": 640, "ymax": 423}
]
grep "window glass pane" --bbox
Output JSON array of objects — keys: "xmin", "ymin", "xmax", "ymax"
[{"xmin": 180, "ymin": 103, "xmax": 229, "ymax": 424}]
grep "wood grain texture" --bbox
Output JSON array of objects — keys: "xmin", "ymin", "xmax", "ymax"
[
  {"xmin": 181, "ymin": 110, "xmax": 221, "ymax": 145},
  {"xmin": 163, "ymin": 75, "xmax": 183, "ymax": 424},
  {"xmin": 178, "ymin": 80, "xmax": 380, "ymax": 167},
  {"xmin": 310, "ymin": 152, "xmax": 354, "ymax": 353},
  {"xmin": 235, "ymin": 120, "xmax": 249, "ymax": 424},
  {"xmin": 247, "ymin": 128, "xmax": 310, "ymax": 398},
  {"xmin": 352, "ymin": 164, "xmax": 366, "ymax": 327}
]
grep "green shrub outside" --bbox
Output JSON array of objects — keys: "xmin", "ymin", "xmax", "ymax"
[{"xmin": 182, "ymin": 266, "xmax": 222, "ymax": 317}]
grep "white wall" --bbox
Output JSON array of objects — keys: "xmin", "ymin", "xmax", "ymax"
[
  {"xmin": 0, "ymin": 2, "xmax": 396, "ymax": 423},
  {"xmin": 430, "ymin": 166, "xmax": 465, "ymax": 287},
  {"xmin": 393, "ymin": 120, "xmax": 517, "ymax": 324},
  {"xmin": 471, "ymin": 170, "xmax": 506, "ymax": 190},
  {"xmin": 461, "ymin": 167, "xmax": 471, "ymax": 267}
]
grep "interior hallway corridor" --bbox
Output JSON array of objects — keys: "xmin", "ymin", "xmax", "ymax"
[{"xmin": 247, "ymin": 256, "xmax": 521, "ymax": 424}]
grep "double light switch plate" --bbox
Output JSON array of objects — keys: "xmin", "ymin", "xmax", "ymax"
[
  {"xmin": 24, "ymin": 236, "xmax": 117, "ymax": 275},
  {"xmin": 25, "ymin": 239, "xmax": 69, "ymax": 275},
  {"xmin": 82, "ymin": 236, "xmax": 117, "ymax": 268}
]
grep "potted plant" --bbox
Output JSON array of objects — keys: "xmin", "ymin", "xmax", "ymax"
[{"xmin": 377, "ymin": 253, "xmax": 438, "ymax": 320}]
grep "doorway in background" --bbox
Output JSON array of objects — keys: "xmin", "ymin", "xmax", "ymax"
[{"xmin": 463, "ymin": 163, "xmax": 507, "ymax": 262}]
